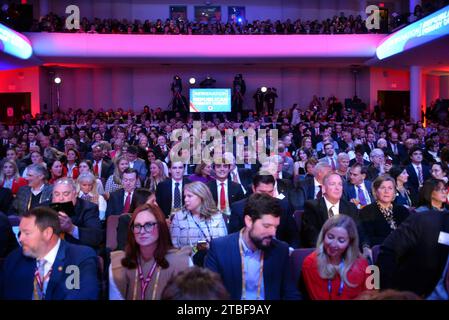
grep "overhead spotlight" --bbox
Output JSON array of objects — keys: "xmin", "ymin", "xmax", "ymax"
[
  {"xmin": 54, "ymin": 77, "xmax": 62, "ymax": 84},
  {"xmin": 261, "ymin": 86, "xmax": 267, "ymax": 93},
  {"xmin": 189, "ymin": 77, "xmax": 196, "ymax": 85}
]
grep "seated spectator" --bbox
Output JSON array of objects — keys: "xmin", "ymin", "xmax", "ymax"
[
  {"xmin": 76, "ymin": 173, "xmax": 107, "ymax": 221},
  {"xmin": 430, "ymin": 162, "xmax": 448, "ymax": 184},
  {"xmin": 293, "ymin": 148, "xmax": 310, "ymax": 181},
  {"xmin": 406, "ymin": 146, "xmax": 431, "ymax": 196},
  {"xmin": 366, "ymin": 148, "xmax": 390, "ymax": 180},
  {"xmin": 299, "ymin": 161, "xmax": 332, "ymax": 201},
  {"xmin": 144, "ymin": 160, "xmax": 167, "ymax": 193},
  {"xmin": 48, "ymin": 158, "xmax": 67, "ymax": 185},
  {"xmin": 0, "ymin": 211, "xmax": 18, "ymax": 258},
  {"xmin": 415, "ymin": 178, "xmax": 448, "ymax": 213},
  {"xmin": 155, "ymin": 161, "xmax": 192, "ymax": 218},
  {"xmin": 161, "ymin": 266, "xmax": 230, "ymax": 300},
  {"xmin": 344, "ymin": 163, "xmax": 373, "ymax": 209},
  {"xmin": 359, "ymin": 175, "xmax": 409, "ymax": 249},
  {"xmin": 189, "ymin": 161, "xmax": 214, "ymax": 184},
  {"xmin": 125, "ymin": 145, "xmax": 147, "ymax": 184},
  {"xmin": 109, "ymin": 203, "xmax": 190, "ymax": 300},
  {"xmin": 65, "ymin": 148, "xmax": 80, "ymax": 180},
  {"xmin": 79, "ymin": 160, "xmax": 105, "ymax": 196},
  {"xmin": 229, "ymin": 174, "xmax": 300, "ymax": 248},
  {"xmin": 0, "ymin": 206, "xmax": 99, "ymax": 300},
  {"xmin": 21, "ymin": 150, "xmax": 46, "ymax": 178},
  {"xmin": 204, "ymin": 193, "xmax": 301, "ymax": 300},
  {"xmin": 335, "ymin": 152, "xmax": 350, "ymax": 180},
  {"xmin": 0, "ymin": 159, "xmax": 27, "ymax": 196},
  {"xmin": 106, "ymin": 168, "xmax": 139, "ymax": 217},
  {"xmin": 302, "ymin": 215, "xmax": 369, "ymax": 300},
  {"xmin": 116, "ymin": 188, "xmax": 156, "ymax": 251},
  {"xmin": 389, "ymin": 166, "xmax": 414, "ymax": 208},
  {"xmin": 301, "ymin": 172, "xmax": 361, "ymax": 248},
  {"xmin": 170, "ymin": 181, "xmax": 227, "ymax": 265},
  {"xmin": 44, "ymin": 177, "xmax": 103, "ymax": 250},
  {"xmin": 10, "ymin": 164, "xmax": 53, "ymax": 216},
  {"xmin": 105, "ymin": 155, "xmax": 130, "ymax": 195}
]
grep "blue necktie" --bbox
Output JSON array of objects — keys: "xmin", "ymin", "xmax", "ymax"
[{"xmin": 357, "ymin": 185, "xmax": 367, "ymax": 206}]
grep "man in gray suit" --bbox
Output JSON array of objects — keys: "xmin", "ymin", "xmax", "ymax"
[{"xmin": 10, "ymin": 164, "xmax": 53, "ymax": 216}]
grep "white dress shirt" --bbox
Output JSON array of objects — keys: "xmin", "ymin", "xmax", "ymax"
[{"xmin": 324, "ymin": 197, "xmax": 340, "ymax": 217}]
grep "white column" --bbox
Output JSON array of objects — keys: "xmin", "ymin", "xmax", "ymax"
[
  {"xmin": 410, "ymin": 66, "xmax": 423, "ymax": 122},
  {"xmin": 440, "ymin": 76, "xmax": 449, "ymax": 99},
  {"xmin": 39, "ymin": 0, "xmax": 49, "ymax": 18},
  {"xmin": 409, "ymin": 0, "xmax": 422, "ymax": 14}
]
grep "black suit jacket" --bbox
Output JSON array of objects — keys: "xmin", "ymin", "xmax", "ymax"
[
  {"xmin": 105, "ymin": 189, "xmax": 129, "ymax": 217},
  {"xmin": 377, "ymin": 210, "xmax": 449, "ymax": 297},
  {"xmin": 229, "ymin": 197, "xmax": 300, "ymax": 248},
  {"xmin": 301, "ymin": 198, "xmax": 361, "ymax": 248},
  {"xmin": 155, "ymin": 178, "xmax": 192, "ymax": 218},
  {"xmin": 359, "ymin": 203, "xmax": 409, "ymax": 247},
  {"xmin": 299, "ymin": 176, "xmax": 317, "ymax": 201},
  {"xmin": 41, "ymin": 198, "xmax": 103, "ymax": 249},
  {"xmin": 207, "ymin": 179, "xmax": 245, "ymax": 208},
  {"xmin": 0, "ymin": 187, "xmax": 13, "ymax": 214},
  {"xmin": 406, "ymin": 163, "xmax": 431, "ymax": 196},
  {"xmin": 387, "ymin": 142, "xmax": 407, "ymax": 165}
]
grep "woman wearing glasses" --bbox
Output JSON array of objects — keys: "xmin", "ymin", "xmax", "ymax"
[
  {"xmin": 109, "ymin": 203, "xmax": 191, "ymax": 300},
  {"xmin": 415, "ymin": 178, "xmax": 449, "ymax": 212}
]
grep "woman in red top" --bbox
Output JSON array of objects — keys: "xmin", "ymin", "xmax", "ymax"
[
  {"xmin": 65, "ymin": 148, "xmax": 80, "ymax": 180},
  {"xmin": 48, "ymin": 159, "xmax": 68, "ymax": 184},
  {"xmin": 0, "ymin": 159, "xmax": 27, "ymax": 196},
  {"xmin": 302, "ymin": 215, "xmax": 369, "ymax": 300}
]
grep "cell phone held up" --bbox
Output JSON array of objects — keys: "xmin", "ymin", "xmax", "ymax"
[{"xmin": 49, "ymin": 201, "xmax": 76, "ymax": 218}]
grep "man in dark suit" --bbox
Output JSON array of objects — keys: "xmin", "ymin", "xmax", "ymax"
[
  {"xmin": 46, "ymin": 178, "xmax": 103, "ymax": 250},
  {"xmin": 343, "ymin": 164, "xmax": 374, "ymax": 208},
  {"xmin": 0, "ymin": 206, "xmax": 99, "ymax": 300},
  {"xmin": 229, "ymin": 174, "xmax": 300, "ymax": 248},
  {"xmin": 364, "ymin": 132, "xmax": 377, "ymax": 155},
  {"xmin": 406, "ymin": 146, "xmax": 431, "ymax": 198},
  {"xmin": 106, "ymin": 168, "xmax": 139, "ymax": 217},
  {"xmin": 299, "ymin": 162, "xmax": 332, "ymax": 201},
  {"xmin": 377, "ymin": 210, "xmax": 449, "ymax": 297},
  {"xmin": 125, "ymin": 145, "xmax": 148, "ymax": 183},
  {"xmin": 207, "ymin": 162, "xmax": 245, "ymax": 217},
  {"xmin": 10, "ymin": 164, "xmax": 53, "ymax": 216},
  {"xmin": 349, "ymin": 144, "xmax": 370, "ymax": 167},
  {"xmin": 155, "ymin": 161, "xmax": 192, "ymax": 218},
  {"xmin": 205, "ymin": 193, "xmax": 301, "ymax": 300},
  {"xmin": 387, "ymin": 131, "xmax": 407, "ymax": 165},
  {"xmin": 301, "ymin": 172, "xmax": 360, "ymax": 248},
  {"xmin": 90, "ymin": 143, "xmax": 113, "ymax": 185},
  {"xmin": 0, "ymin": 212, "xmax": 18, "ymax": 258}
]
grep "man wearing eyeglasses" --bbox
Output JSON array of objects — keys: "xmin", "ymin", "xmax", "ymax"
[{"xmin": 41, "ymin": 177, "xmax": 103, "ymax": 250}]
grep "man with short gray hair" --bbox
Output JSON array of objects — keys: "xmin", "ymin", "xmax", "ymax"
[{"xmin": 10, "ymin": 164, "xmax": 53, "ymax": 216}]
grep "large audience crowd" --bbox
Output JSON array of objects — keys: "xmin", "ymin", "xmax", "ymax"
[{"xmin": 0, "ymin": 93, "xmax": 448, "ymax": 300}]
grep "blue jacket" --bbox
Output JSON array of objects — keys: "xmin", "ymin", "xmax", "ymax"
[
  {"xmin": 204, "ymin": 232, "xmax": 301, "ymax": 300},
  {"xmin": 0, "ymin": 240, "xmax": 99, "ymax": 300}
]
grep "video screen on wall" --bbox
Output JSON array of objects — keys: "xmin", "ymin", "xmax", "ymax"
[
  {"xmin": 228, "ymin": 6, "xmax": 246, "ymax": 23},
  {"xmin": 189, "ymin": 88, "xmax": 231, "ymax": 112},
  {"xmin": 169, "ymin": 6, "xmax": 187, "ymax": 22},
  {"xmin": 194, "ymin": 6, "xmax": 222, "ymax": 23}
]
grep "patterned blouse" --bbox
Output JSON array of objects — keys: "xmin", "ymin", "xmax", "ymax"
[
  {"xmin": 377, "ymin": 202, "xmax": 397, "ymax": 230},
  {"xmin": 170, "ymin": 209, "xmax": 227, "ymax": 248}
]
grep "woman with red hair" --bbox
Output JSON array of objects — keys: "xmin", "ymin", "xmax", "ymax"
[{"xmin": 109, "ymin": 203, "xmax": 191, "ymax": 300}]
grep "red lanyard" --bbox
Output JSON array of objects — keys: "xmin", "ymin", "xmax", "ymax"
[
  {"xmin": 137, "ymin": 259, "xmax": 158, "ymax": 300},
  {"xmin": 34, "ymin": 267, "xmax": 52, "ymax": 299}
]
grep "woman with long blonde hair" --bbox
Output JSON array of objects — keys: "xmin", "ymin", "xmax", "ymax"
[
  {"xmin": 144, "ymin": 160, "xmax": 167, "ymax": 193},
  {"xmin": 302, "ymin": 215, "xmax": 369, "ymax": 300}
]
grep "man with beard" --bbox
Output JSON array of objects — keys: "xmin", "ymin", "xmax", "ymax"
[
  {"xmin": 0, "ymin": 207, "xmax": 99, "ymax": 300},
  {"xmin": 204, "ymin": 193, "xmax": 301, "ymax": 300}
]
